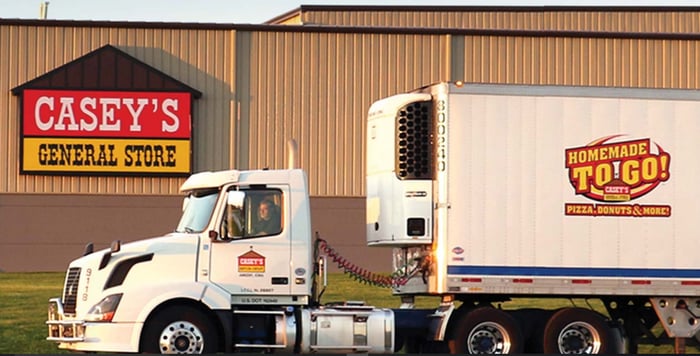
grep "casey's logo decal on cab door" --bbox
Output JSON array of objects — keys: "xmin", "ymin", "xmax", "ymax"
[
  {"xmin": 564, "ymin": 135, "xmax": 671, "ymax": 217},
  {"xmin": 238, "ymin": 250, "xmax": 266, "ymax": 273}
]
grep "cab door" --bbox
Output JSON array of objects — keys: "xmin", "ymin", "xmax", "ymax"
[{"xmin": 208, "ymin": 186, "xmax": 293, "ymax": 297}]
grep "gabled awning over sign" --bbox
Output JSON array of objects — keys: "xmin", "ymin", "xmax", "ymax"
[
  {"xmin": 13, "ymin": 45, "xmax": 201, "ymax": 177},
  {"xmin": 12, "ymin": 44, "xmax": 202, "ymax": 97}
]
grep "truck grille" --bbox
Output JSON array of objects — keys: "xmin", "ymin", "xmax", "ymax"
[
  {"xmin": 396, "ymin": 100, "xmax": 433, "ymax": 179},
  {"xmin": 62, "ymin": 267, "xmax": 81, "ymax": 314}
]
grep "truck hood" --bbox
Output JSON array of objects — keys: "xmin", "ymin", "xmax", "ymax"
[
  {"xmin": 70, "ymin": 232, "xmax": 199, "ymax": 268},
  {"xmin": 64, "ymin": 233, "xmax": 201, "ymax": 318}
]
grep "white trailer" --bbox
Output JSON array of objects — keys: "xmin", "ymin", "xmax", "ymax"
[{"xmin": 366, "ymin": 82, "xmax": 700, "ymax": 353}]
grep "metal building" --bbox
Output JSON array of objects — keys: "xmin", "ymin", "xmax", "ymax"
[{"xmin": 1, "ymin": 6, "xmax": 699, "ymax": 271}]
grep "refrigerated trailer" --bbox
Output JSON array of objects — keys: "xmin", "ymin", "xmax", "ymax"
[
  {"xmin": 47, "ymin": 82, "xmax": 700, "ymax": 354},
  {"xmin": 366, "ymin": 82, "xmax": 700, "ymax": 353}
]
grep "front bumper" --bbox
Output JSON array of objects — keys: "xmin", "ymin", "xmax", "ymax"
[
  {"xmin": 47, "ymin": 298, "xmax": 84, "ymax": 342},
  {"xmin": 47, "ymin": 297, "xmax": 140, "ymax": 352}
]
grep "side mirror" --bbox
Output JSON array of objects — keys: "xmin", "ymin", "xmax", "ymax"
[
  {"xmin": 222, "ymin": 191, "xmax": 246, "ymax": 240},
  {"xmin": 228, "ymin": 191, "xmax": 245, "ymax": 209},
  {"xmin": 182, "ymin": 196, "xmax": 190, "ymax": 212}
]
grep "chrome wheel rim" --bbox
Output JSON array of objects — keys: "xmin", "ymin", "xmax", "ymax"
[
  {"xmin": 467, "ymin": 321, "xmax": 511, "ymax": 354},
  {"xmin": 159, "ymin": 321, "xmax": 204, "ymax": 354},
  {"xmin": 557, "ymin": 321, "xmax": 601, "ymax": 354}
]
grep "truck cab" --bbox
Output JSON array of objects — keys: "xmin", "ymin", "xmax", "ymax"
[
  {"xmin": 49, "ymin": 167, "xmax": 396, "ymax": 354},
  {"xmin": 48, "ymin": 169, "xmax": 317, "ymax": 352},
  {"xmin": 181, "ymin": 169, "xmax": 313, "ymax": 305}
]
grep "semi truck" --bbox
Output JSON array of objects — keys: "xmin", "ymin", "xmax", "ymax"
[{"xmin": 48, "ymin": 82, "xmax": 700, "ymax": 354}]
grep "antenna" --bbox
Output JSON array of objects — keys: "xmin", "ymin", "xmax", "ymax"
[{"xmin": 39, "ymin": 1, "xmax": 50, "ymax": 19}]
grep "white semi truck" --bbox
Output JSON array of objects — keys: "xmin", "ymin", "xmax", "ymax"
[{"xmin": 48, "ymin": 82, "xmax": 700, "ymax": 354}]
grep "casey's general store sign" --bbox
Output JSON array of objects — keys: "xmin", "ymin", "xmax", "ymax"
[{"xmin": 21, "ymin": 89, "xmax": 191, "ymax": 175}]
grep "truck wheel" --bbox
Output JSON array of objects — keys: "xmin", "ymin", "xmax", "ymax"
[
  {"xmin": 141, "ymin": 305, "xmax": 219, "ymax": 354},
  {"xmin": 543, "ymin": 308, "xmax": 615, "ymax": 354},
  {"xmin": 451, "ymin": 307, "xmax": 524, "ymax": 354}
]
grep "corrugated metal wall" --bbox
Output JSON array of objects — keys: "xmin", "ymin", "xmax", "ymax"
[
  {"xmin": 0, "ymin": 23, "xmax": 234, "ymax": 195},
  {"xmin": 300, "ymin": 7, "xmax": 700, "ymax": 33},
  {"xmin": 0, "ymin": 22, "xmax": 449, "ymax": 197},
  {"xmin": 455, "ymin": 35, "xmax": 700, "ymax": 88},
  {"xmin": 4, "ymin": 10, "xmax": 700, "ymax": 272},
  {"xmin": 2, "ymin": 13, "xmax": 700, "ymax": 197},
  {"xmin": 238, "ymin": 31, "xmax": 447, "ymax": 196},
  {"xmin": 238, "ymin": 29, "xmax": 700, "ymax": 196}
]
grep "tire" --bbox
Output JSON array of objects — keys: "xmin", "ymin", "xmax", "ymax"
[
  {"xmin": 141, "ymin": 305, "xmax": 219, "ymax": 354},
  {"xmin": 450, "ymin": 307, "xmax": 524, "ymax": 354},
  {"xmin": 543, "ymin": 307, "xmax": 617, "ymax": 354}
]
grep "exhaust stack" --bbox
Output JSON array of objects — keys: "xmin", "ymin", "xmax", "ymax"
[{"xmin": 287, "ymin": 139, "xmax": 298, "ymax": 169}]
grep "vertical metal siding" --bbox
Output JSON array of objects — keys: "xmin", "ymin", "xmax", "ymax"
[
  {"xmin": 0, "ymin": 24, "xmax": 234, "ymax": 194},
  {"xmin": 4, "ymin": 17, "xmax": 700, "ymax": 198},
  {"xmin": 458, "ymin": 35, "xmax": 700, "ymax": 89},
  {"xmin": 243, "ymin": 31, "xmax": 448, "ymax": 196},
  {"xmin": 0, "ymin": 26, "xmax": 12, "ymax": 194},
  {"xmin": 307, "ymin": 9, "xmax": 700, "ymax": 33}
]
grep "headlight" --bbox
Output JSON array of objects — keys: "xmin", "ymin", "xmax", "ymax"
[{"xmin": 85, "ymin": 294, "xmax": 122, "ymax": 322}]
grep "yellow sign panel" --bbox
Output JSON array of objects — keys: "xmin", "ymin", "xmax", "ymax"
[
  {"xmin": 239, "ymin": 265, "xmax": 266, "ymax": 273},
  {"xmin": 23, "ymin": 137, "xmax": 190, "ymax": 174}
]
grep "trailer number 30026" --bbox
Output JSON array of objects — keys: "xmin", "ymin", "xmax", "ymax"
[{"xmin": 436, "ymin": 99, "xmax": 447, "ymax": 172}]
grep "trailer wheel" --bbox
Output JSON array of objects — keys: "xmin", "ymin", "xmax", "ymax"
[
  {"xmin": 451, "ymin": 307, "xmax": 524, "ymax": 354},
  {"xmin": 543, "ymin": 308, "xmax": 615, "ymax": 354},
  {"xmin": 141, "ymin": 305, "xmax": 219, "ymax": 354}
]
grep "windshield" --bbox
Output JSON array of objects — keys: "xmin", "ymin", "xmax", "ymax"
[{"xmin": 175, "ymin": 189, "xmax": 219, "ymax": 233}]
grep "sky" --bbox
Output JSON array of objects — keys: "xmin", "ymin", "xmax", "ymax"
[{"xmin": 2, "ymin": 0, "xmax": 699, "ymax": 24}]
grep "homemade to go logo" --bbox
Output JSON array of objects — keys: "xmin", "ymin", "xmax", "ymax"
[{"xmin": 564, "ymin": 135, "xmax": 671, "ymax": 217}]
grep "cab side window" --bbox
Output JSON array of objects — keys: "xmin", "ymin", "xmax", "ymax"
[{"xmin": 221, "ymin": 189, "xmax": 282, "ymax": 239}]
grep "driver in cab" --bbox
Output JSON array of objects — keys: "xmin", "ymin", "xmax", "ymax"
[{"xmin": 253, "ymin": 199, "xmax": 281, "ymax": 236}]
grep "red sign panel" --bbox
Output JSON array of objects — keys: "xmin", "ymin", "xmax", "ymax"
[{"xmin": 23, "ymin": 89, "xmax": 191, "ymax": 138}]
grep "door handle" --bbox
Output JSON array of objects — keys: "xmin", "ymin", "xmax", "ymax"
[{"xmin": 271, "ymin": 277, "xmax": 288, "ymax": 285}]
